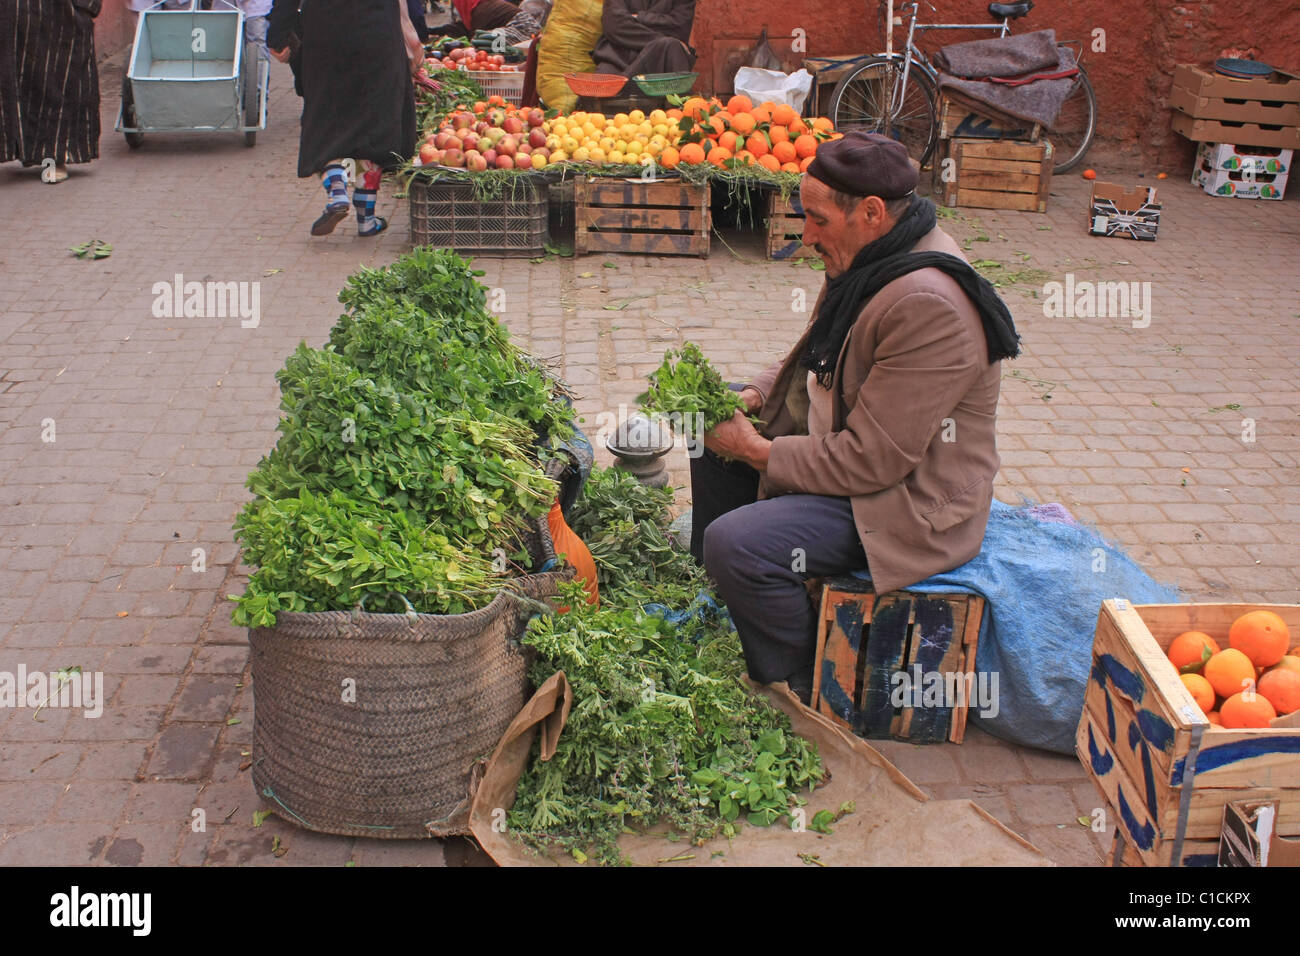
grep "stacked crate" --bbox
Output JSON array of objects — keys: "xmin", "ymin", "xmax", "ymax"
[
  {"xmin": 934, "ymin": 88, "xmax": 1052, "ymax": 213},
  {"xmin": 1171, "ymin": 64, "xmax": 1300, "ymax": 200},
  {"xmin": 573, "ymin": 177, "xmax": 710, "ymax": 257}
]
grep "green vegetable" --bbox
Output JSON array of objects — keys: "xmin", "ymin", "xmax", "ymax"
[
  {"xmin": 638, "ymin": 342, "xmax": 745, "ymax": 433},
  {"xmin": 506, "ymin": 467, "xmax": 824, "ymax": 865}
]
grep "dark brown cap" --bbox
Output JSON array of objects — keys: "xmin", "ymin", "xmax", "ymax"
[{"xmin": 805, "ymin": 131, "xmax": 918, "ymax": 199}]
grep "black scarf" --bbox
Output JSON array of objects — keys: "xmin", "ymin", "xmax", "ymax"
[{"xmin": 801, "ymin": 195, "xmax": 1021, "ymax": 388}]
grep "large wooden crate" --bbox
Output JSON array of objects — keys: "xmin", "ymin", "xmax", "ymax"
[
  {"xmin": 811, "ymin": 578, "xmax": 985, "ymax": 744},
  {"xmin": 940, "ymin": 138, "xmax": 1053, "ymax": 213},
  {"xmin": 1079, "ymin": 600, "xmax": 1300, "ymax": 868},
  {"xmin": 937, "ymin": 89, "xmax": 1041, "ymax": 141},
  {"xmin": 764, "ymin": 192, "xmax": 817, "ymax": 261},
  {"xmin": 573, "ymin": 177, "xmax": 710, "ymax": 257}
]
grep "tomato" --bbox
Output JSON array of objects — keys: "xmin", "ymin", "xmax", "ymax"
[{"xmin": 491, "ymin": 54, "xmax": 505, "ymax": 66}]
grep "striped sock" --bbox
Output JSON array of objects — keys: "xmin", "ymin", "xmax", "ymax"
[
  {"xmin": 353, "ymin": 189, "xmax": 381, "ymax": 234},
  {"xmin": 322, "ymin": 164, "xmax": 349, "ymax": 209}
]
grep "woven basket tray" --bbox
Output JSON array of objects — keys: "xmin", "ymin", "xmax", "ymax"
[{"xmin": 249, "ymin": 557, "xmax": 571, "ymax": 839}]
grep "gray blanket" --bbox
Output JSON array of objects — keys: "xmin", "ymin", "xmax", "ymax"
[
  {"xmin": 938, "ymin": 45, "xmax": 1079, "ymax": 130},
  {"xmin": 933, "ymin": 28, "xmax": 1060, "ymax": 78}
]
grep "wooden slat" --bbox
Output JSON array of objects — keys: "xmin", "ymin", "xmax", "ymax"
[
  {"xmin": 578, "ymin": 206, "xmax": 704, "ymax": 231},
  {"xmin": 576, "ymin": 180, "xmax": 703, "ymax": 207},
  {"xmin": 896, "ymin": 596, "xmax": 968, "ymax": 743},
  {"xmin": 860, "ymin": 593, "xmax": 913, "ymax": 738},
  {"xmin": 814, "ymin": 586, "xmax": 874, "ymax": 731},
  {"xmin": 956, "ymin": 168, "xmax": 1043, "ymax": 192},
  {"xmin": 957, "ymin": 156, "xmax": 1044, "ymax": 176},
  {"xmin": 950, "ymin": 594, "xmax": 984, "ymax": 743},
  {"xmin": 1135, "ymin": 603, "xmax": 1300, "ymax": 652},
  {"xmin": 956, "ymin": 139, "xmax": 1048, "ymax": 161},
  {"xmin": 574, "ymin": 230, "xmax": 708, "ymax": 257},
  {"xmin": 953, "ymin": 188, "xmax": 1042, "ymax": 212},
  {"xmin": 1078, "ymin": 708, "xmax": 1167, "ymax": 866}
]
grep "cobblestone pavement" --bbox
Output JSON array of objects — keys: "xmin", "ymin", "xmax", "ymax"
[{"xmin": 1, "ymin": 51, "xmax": 1297, "ymax": 868}]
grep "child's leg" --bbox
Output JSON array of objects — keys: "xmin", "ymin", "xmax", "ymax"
[{"xmin": 353, "ymin": 162, "xmax": 387, "ymax": 237}]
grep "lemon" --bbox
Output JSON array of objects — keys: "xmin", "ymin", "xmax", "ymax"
[
  {"xmin": 588, "ymin": 113, "xmax": 605, "ymax": 125},
  {"xmin": 609, "ymin": 150, "xmax": 625, "ymax": 165},
  {"xmin": 599, "ymin": 136, "xmax": 616, "ymax": 153},
  {"xmin": 572, "ymin": 145, "xmax": 591, "ymax": 163},
  {"xmin": 570, "ymin": 111, "xmax": 587, "ymax": 125},
  {"xmin": 614, "ymin": 113, "xmax": 629, "ymax": 126},
  {"xmin": 562, "ymin": 135, "xmax": 579, "ymax": 153},
  {"xmin": 649, "ymin": 109, "xmax": 667, "ymax": 124},
  {"xmin": 530, "ymin": 153, "xmax": 548, "ymax": 170},
  {"xmin": 587, "ymin": 147, "xmax": 606, "ymax": 165},
  {"xmin": 625, "ymin": 141, "xmax": 642, "ymax": 156},
  {"xmin": 545, "ymin": 134, "xmax": 561, "ymax": 150},
  {"xmin": 549, "ymin": 148, "xmax": 568, "ymax": 163},
  {"xmin": 629, "ymin": 109, "xmax": 645, "ymax": 123}
]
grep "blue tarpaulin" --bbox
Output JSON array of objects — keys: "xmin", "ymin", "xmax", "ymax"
[{"xmin": 850, "ymin": 499, "xmax": 1180, "ymax": 754}]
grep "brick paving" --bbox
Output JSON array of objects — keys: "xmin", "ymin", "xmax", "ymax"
[{"xmin": 1, "ymin": 49, "xmax": 1297, "ymax": 868}]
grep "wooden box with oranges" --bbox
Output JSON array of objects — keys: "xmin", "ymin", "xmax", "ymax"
[{"xmin": 1078, "ymin": 601, "xmax": 1300, "ymax": 867}]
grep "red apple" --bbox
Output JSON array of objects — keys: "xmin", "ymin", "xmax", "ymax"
[
  {"xmin": 474, "ymin": 120, "xmax": 490, "ymax": 135},
  {"xmin": 526, "ymin": 108, "xmax": 545, "ymax": 127},
  {"xmin": 503, "ymin": 116, "xmax": 523, "ymax": 135},
  {"xmin": 466, "ymin": 151, "xmax": 488, "ymax": 172},
  {"xmin": 419, "ymin": 143, "xmax": 438, "ymax": 164},
  {"xmin": 451, "ymin": 111, "xmax": 473, "ymax": 130},
  {"xmin": 460, "ymin": 132, "xmax": 479, "ymax": 153},
  {"xmin": 528, "ymin": 128, "xmax": 548, "ymax": 149},
  {"xmin": 433, "ymin": 131, "xmax": 455, "ymax": 150},
  {"xmin": 481, "ymin": 148, "xmax": 498, "ymax": 165},
  {"xmin": 530, "ymin": 147, "xmax": 549, "ymax": 162},
  {"xmin": 518, "ymin": 142, "xmax": 532, "ymax": 154},
  {"xmin": 514, "ymin": 152, "xmax": 532, "ymax": 170},
  {"xmin": 442, "ymin": 148, "xmax": 465, "ymax": 167},
  {"xmin": 494, "ymin": 154, "xmax": 515, "ymax": 169},
  {"xmin": 496, "ymin": 136, "xmax": 517, "ymax": 157}
]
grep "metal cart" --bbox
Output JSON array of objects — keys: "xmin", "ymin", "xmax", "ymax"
[{"xmin": 116, "ymin": 0, "xmax": 269, "ymax": 148}]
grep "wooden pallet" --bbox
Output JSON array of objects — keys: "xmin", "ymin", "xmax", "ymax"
[
  {"xmin": 937, "ymin": 89, "xmax": 1041, "ymax": 141},
  {"xmin": 1079, "ymin": 601, "xmax": 1300, "ymax": 868},
  {"xmin": 941, "ymin": 138, "xmax": 1053, "ymax": 212},
  {"xmin": 573, "ymin": 178, "xmax": 710, "ymax": 257},
  {"xmin": 811, "ymin": 578, "xmax": 984, "ymax": 744},
  {"xmin": 764, "ymin": 192, "xmax": 817, "ymax": 260}
]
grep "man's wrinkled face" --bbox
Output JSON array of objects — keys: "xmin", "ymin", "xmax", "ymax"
[{"xmin": 799, "ymin": 175, "xmax": 895, "ymax": 279}]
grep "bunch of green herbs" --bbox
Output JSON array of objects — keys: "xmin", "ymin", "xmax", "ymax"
[{"xmin": 638, "ymin": 342, "xmax": 745, "ymax": 432}]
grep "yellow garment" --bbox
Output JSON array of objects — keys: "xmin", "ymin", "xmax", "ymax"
[{"xmin": 537, "ymin": 0, "xmax": 605, "ymax": 112}]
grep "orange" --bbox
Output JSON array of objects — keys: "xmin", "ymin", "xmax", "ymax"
[
  {"xmin": 666, "ymin": 108, "xmax": 684, "ymax": 121},
  {"xmin": 769, "ymin": 124, "xmax": 791, "ymax": 144},
  {"xmin": 1270, "ymin": 655, "xmax": 1300, "ymax": 675},
  {"xmin": 1180, "ymin": 673, "xmax": 1215, "ymax": 713},
  {"xmin": 1258, "ymin": 668, "xmax": 1300, "ymax": 715},
  {"xmin": 780, "ymin": 161, "xmax": 800, "ymax": 173},
  {"xmin": 772, "ymin": 140, "xmax": 798, "ymax": 165},
  {"xmin": 734, "ymin": 149, "xmax": 756, "ymax": 165},
  {"xmin": 771, "ymin": 103, "xmax": 797, "ymax": 126},
  {"xmin": 794, "ymin": 133, "xmax": 819, "ymax": 159},
  {"xmin": 488, "ymin": 94, "xmax": 506, "ymax": 106},
  {"xmin": 677, "ymin": 142, "xmax": 706, "ymax": 165},
  {"xmin": 1204, "ymin": 648, "xmax": 1257, "ymax": 700},
  {"xmin": 730, "ymin": 112, "xmax": 757, "ymax": 136},
  {"xmin": 726, "ymin": 94, "xmax": 753, "ymax": 114},
  {"xmin": 1206, "ymin": 710, "xmax": 1223, "ymax": 727},
  {"xmin": 788, "ymin": 117, "xmax": 808, "ymax": 136},
  {"xmin": 750, "ymin": 105, "xmax": 772, "ymax": 124},
  {"xmin": 812, "ymin": 116, "xmax": 835, "ymax": 134},
  {"xmin": 707, "ymin": 114, "xmax": 728, "ymax": 136},
  {"xmin": 745, "ymin": 132, "xmax": 769, "ymax": 158},
  {"xmin": 659, "ymin": 145, "xmax": 680, "ymax": 169},
  {"xmin": 473, "ymin": 100, "xmax": 487, "ymax": 114},
  {"xmin": 717, "ymin": 130, "xmax": 739, "ymax": 152},
  {"xmin": 1229, "ymin": 610, "xmax": 1290, "ymax": 668},
  {"xmin": 757, "ymin": 154, "xmax": 781, "ymax": 172},
  {"xmin": 713, "ymin": 110, "xmax": 733, "ymax": 125},
  {"xmin": 706, "ymin": 145, "xmax": 732, "ymax": 166},
  {"xmin": 799, "ymin": 155, "xmax": 814, "ymax": 173},
  {"xmin": 682, "ymin": 97, "xmax": 709, "ymax": 120},
  {"xmin": 1220, "ymin": 691, "xmax": 1277, "ymax": 728},
  {"xmin": 1168, "ymin": 630, "xmax": 1220, "ymax": 673}
]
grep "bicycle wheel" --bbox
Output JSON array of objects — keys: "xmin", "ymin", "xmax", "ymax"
[
  {"xmin": 828, "ymin": 55, "xmax": 938, "ymax": 168},
  {"xmin": 1050, "ymin": 66, "xmax": 1096, "ymax": 173}
]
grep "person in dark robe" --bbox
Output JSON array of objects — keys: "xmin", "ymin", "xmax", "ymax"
[
  {"xmin": 269, "ymin": 0, "xmax": 421, "ymax": 237},
  {"xmin": 440, "ymin": 0, "xmax": 520, "ymax": 38},
  {"xmin": 0, "ymin": 0, "xmax": 101, "ymax": 183},
  {"xmin": 592, "ymin": 0, "xmax": 696, "ymax": 76}
]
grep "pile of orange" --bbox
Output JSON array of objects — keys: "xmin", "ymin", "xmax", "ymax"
[
  {"xmin": 1168, "ymin": 610, "xmax": 1298, "ymax": 729},
  {"xmin": 671, "ymin": 94, "xmax": 840, "ymax": 171}
]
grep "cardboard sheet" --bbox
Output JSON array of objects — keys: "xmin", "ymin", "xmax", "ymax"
[{"xmin": 470, "ymin": 675, "xmax": 1050, "ymax": 867}]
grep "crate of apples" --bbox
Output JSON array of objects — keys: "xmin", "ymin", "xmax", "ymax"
[
  {"xmin": 425, "ymin": 47, "xmax": 522, "ymax": 72},
  {"xmin": 418, "ymin": 100, "xmax": 551, "ymax": 171},
  {"xmin": 1169, "ymin": 609, "xmax": 1299, "ymax": 728}
]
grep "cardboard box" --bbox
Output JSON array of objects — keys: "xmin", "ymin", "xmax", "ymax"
[
  {"xmin": 1219, "ymin": 801, "xmax": 1300, "ymax": 867},
  {"xmin": 1172, "ymin": 63, "xmax": 1300, "ymax": 106},
  {"xmin": 1089, "ymin": 181, "xmax": 1160, "ymax": 241},
  {"xmin": 1192, "ymin": 158, "xmax": 1289, "ymax": 199},
  {"xmin": 1170, "ymin": 109, "xmax": 1300, "ymax": 150},
  {"xmin": 1195, "ymin": 141, "xmax": 1292, "ymax": 173}
]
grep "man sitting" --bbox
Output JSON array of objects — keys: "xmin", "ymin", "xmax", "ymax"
[
  {"xmin": 693, "ymin": 132, "xmax": 1020, "ymax": 703},
  {"xmin": 592, "ymin": 0, "xmax": 696, "ymax": 77}
]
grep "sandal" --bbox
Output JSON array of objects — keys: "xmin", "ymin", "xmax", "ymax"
[
  {"xmin": 310, "ymin": 202, "xmax": 351, "ymax": 236},
  {"xmin": 44, "ymin": 164, "xmax": 69, "ymax": 184},
  {"xmin": 358, "ymin": 216, "xmax": 387, "ymax": 238}
]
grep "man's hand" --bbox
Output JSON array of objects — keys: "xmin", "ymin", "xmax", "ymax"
[
  {"xmin": 738, "ymin": 386, "xmax": 763, "ymax": 414},
  {"xmin": 270, "ymin": 46, "xmax": 292, "ymax": 64},
  {"xmin": 705, "ymin": 410, "xmax": 772, "ymax": 472}
]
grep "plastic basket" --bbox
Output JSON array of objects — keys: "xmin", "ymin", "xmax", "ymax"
[
  {"xmin": 461, "ymin": 69, "xmax": 525, "ymax": 106},
  {"xmin": 564, "ymin": 72, "xmax": 628, "ymax": 98},
  {"xmin": 633, "ymin": 72, "xmax": 698, "ymax": 96},
  {"xmin": 409, "ymin": 178, "xmax": 548, "ymax": 257}
]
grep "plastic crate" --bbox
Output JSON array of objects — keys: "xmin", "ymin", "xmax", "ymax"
[
  {"xmin": 461, "ymin": 69, "xmax": 525, "ymax": 106},
  {"xmin": 409, "ymin": 178, "xmax": 548, "ymax": 257}
]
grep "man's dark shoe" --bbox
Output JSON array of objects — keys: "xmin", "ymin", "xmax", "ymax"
[{"xmin": 786, "ymin": 667, "xmax": 814, "ymax": 706}]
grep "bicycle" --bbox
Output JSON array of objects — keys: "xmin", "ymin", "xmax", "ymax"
[{"xmin": 827, "ymin": 0, "xmax": 1097, "ymax": 173}]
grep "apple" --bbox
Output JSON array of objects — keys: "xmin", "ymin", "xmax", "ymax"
[
  {"xmin": 481, "ymin": 148, "xmax": 498, "ymax": 165},
  {"xmin": 528, "ymin": 128, "xmax": 548, "ymax": 149},
  {"xmin": 460, "ymin": 132, "xmax": 479, "ymax": 152},
  {"xmin": 496, "ymin": 135, "xmax": 517, "ymax": 157},
  {"xmin": 451, "ymin": 112, "xmax": 473, "ymax": 130},
  {"xmin": 545, "ymin": 134, "xmax": 561, "ymax": 151},
  {"xmin": 474, "ymin": 120, "xmax": 490, "ymax": 135},
  {"xmin": 514, "ymin": 152, "xmax": 532, "ymax": 170},
  {"xmin": 419, "ymin": 143, "xmax": 438, "ymax": 164},
  {"xmin": 466, "ymin": 151, "xmax": 488, "ymax": 172},
  {"xmin": 433, "ymin": 131, "xmax": 456, "ymax": 150},
  {"xmin": 518, "ymin": 142, "xmax": 532, "ymax": 154},
  {"xmin": 503, "ymin": 116, "xmax": 523, "ymax": 135},
  {"xmin": 526, "ymin": 108, "xmax": 545, "ymax": 127},
  {"xmin": 494, "ymin": 154, "xmax": 515, "ymax": 169},
  {"xmin": 531, "ymin": 147, "xmax": 549, "ymax": 162},
  {"xmin": 487, "ymin": 108, "xmax": 506, "ymax": 127},
  {"xmin": 442, "ymin": 148, "xmax": 465, "ymax": 167}
]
